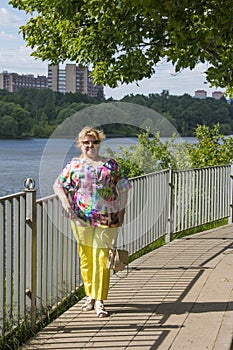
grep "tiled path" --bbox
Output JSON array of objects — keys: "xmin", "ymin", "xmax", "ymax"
[{"xmin": 20, "ymin": 225, "xmax": 233, "ymax": 349}]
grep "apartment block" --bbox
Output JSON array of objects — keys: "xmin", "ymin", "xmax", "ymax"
[
  {"xmin": 48, "ymin": 64, "xmax": 103, "ymax": 98},
  {"xmin": 194, "ymin": 90, "xmax": 207, "ymax": 99},
  {"xmin": 0, "ymin": 71, "xmax": 48, "ymax": 92},
  {"xmin": 194, "ymin": 89, "xmax": 225, "ymax": 100},
  {"xmin": 212, "ymin": 91, "xmax": 224, "ymax": 100}
]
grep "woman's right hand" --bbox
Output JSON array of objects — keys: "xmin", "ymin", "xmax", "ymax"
[{"xmin": 62, "ymin": 206, "xmax": 75, "ymax": 219}]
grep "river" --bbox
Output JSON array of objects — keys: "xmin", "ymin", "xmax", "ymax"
[
  {"xmin": 0, "ymin": 136, "xmax": 197, "ymax": 198},
  {"xmin": 0, "ymin": 137, "xmax": 140, "ymax": 197}
]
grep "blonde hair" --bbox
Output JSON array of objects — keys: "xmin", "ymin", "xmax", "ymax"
[{"xmin": 76, "ymin": 126, "xmax": 105, "ymax": 148}]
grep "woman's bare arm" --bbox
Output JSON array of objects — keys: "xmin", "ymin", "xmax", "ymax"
[{"xmin": 53, "ymin": 178, "xmax": 72, "ymax": 212}]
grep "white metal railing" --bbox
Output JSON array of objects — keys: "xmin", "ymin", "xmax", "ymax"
[
  {"xmin": 35, "ymin": 195, "xmax": 81, "ymax": 321},
  {"xmin": 123, "ymin": 169, "xmax": 170, "ymax": 252},
  {"xmin": 0, "ymin": 164, "xmax": 231, "ymax": 340},
  {"xmin": 172, "ymin": 165, "xmax": 230, "ymax": 233},
  {"xmin": 0, "ymin": 192, "xmax": 27, "ymax": 337}
]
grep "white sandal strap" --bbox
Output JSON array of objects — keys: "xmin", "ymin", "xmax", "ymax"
[
  {"xmin": 82, "ymin": 296, "xmax": 95, "ymax": 311},
  {"xmin": 95, "ymin": 301, "xmax": 108, "ymax": 317}
]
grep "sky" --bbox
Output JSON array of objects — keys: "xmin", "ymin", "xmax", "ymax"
[{"xmin": 0, "ymin": 1, "xmax": 225, "ymax": 100}]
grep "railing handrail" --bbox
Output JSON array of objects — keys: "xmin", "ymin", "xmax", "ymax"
[
  {"xmin": 0, "ymin": 191, "xmax": 25, "ymax": 201},
  {"xmin": 36, "ymin": 193, "xmax": 56, "ymax": 204},
  {"xmin": 174, "ymin": 163, "xmax": 230, "ymax": 173},
  {"xmin": 129, "ymin": 168, "xmax": 169, "ymax": 180}
]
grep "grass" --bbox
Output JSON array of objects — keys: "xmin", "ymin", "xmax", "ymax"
[
  {"xmin": 0, "ymin": 286, "xmax": 86, "ymax": 350},
  {"xmin": 172, "ymin": 218, "xmax": 228, "ymax": 240}
]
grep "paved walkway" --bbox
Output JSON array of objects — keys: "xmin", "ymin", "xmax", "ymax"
[{"xmin": 20, "ymin": 225, "xmax": 233, "ymax": 350}]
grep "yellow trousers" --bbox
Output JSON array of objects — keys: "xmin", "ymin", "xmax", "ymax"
[{"xmin": 71, "ymin": 222, "xmax": 118, "ymax": 300}]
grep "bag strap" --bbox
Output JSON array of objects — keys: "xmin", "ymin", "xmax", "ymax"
[
  {"xmin": 117, "ymin": 227, "xmax": 129, "ymax": 276},
  {"xmin": 121, "ymin": 226, "xmax": 126, "ymax": 250},
  {"xmin": 121, "ymin": 226, "xmax": 129, "ymax": 275},
  {"xmin": 112, "ymin": 226, "xmax": 125, "ymax": 249}
]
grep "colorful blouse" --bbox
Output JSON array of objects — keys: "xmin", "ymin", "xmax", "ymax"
[{"xmin": 58, "ymin": 157, "xmax": 131, "ymax": 227}]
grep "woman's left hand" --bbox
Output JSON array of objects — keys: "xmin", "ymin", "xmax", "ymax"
[{"xmin": 118, "ymin": 209, "xmax": 125, "ymax": 226}]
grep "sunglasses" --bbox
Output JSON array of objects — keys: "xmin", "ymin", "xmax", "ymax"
[{"xmin": 82, "ymin": 140, "xmax": 101, "ymax": 147}]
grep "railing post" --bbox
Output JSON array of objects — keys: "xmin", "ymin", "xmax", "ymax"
[
  {"xmin": 229, "ymin": 162, "xmax": 233, "ymax": 224},
  {"xmin": 24, "ymin": 178, "xmax": 37, "ymax": 331},
  {"xmin": 166, "ymin": 164, "xmax": 173, "ymax": 243}
]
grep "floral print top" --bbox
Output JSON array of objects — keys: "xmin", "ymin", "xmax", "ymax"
[{"xmin": 58, "ymin": 157, "xmax": 131, "ymax": 227}]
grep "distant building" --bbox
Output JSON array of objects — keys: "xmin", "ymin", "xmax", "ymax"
[
  {"xmin": 48, "ymin": 64, "xmax": 103, "ymax": 98},
  {"xmin": 0, "ymin": 65, "xmax": 103, "ymax": 98},
  {"xmin": 0, "ymin": 71, "xmax": 48, "ymax": 92},
  {"xmin": 212, "ymin": 91, "xmax": 224, "ymax": 100},
  {"xmin": 194, "ymin": 90, "xmax": 207, "ymax": 99}
]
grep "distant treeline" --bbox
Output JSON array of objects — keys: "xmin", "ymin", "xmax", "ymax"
[{"xmin": 0, "ymin": 88, "xmax": 232, "ymax": 138}]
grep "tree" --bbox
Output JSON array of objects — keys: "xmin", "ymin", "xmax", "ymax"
[
  {"xmin": 188, "ymin": 123, "xmax": 233, "ymax": 167},
  {"xmin": 1, "ymin": 115, "xmax": 18, "ymax": 137},
  {"xmin": 10, "ymin": 0, "xmax": 233, "ymax": 95},
  {"xmin": 33, "ymin": 111, "xmax": 55, "ymax": 137},
  {"xmin": 105, "ymin": 124, "xmax": 233, "ymax": 178},
  {"xmin": 104, "ymin": 130, "xmax": 192, "ymax": 177},
  {"xmin": 0, "ymin": 100, "xmax": 33, "ymax": 136},
  {"xmin": 56, "ymin": 102, "xmax": 91, "ymax": 123}
]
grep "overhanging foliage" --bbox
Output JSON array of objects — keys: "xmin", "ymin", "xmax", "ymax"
[{"xmin": 10, "ymin": 0, "xmax": 233, "ymax": 95}]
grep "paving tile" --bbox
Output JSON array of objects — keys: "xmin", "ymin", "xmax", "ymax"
[{"xmin": 19, "ymin": 225, "xmax": 233, "ymax": 350}]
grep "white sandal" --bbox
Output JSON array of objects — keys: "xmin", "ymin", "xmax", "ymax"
[
  {"xmin": 81, "ymin": 296, "xmax": 95, "ymax": 312},
  {"xmin": 95, "ymin": 300, "xmax": 108, "ymax": 317}
]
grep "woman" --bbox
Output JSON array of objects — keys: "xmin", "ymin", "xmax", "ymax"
[{"xmin": 53, "ymin": 126, "xmax": 131, "ymax": 317}]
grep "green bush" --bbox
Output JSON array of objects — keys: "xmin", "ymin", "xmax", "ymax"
[{"xmin": 105, "ymin": 124, "xmax": 233, "ymax": 177}]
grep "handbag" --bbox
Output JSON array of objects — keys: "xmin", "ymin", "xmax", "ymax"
[
  {"xmin": 106, "ymin": 227, "xmax": 129, "ymax": 272},
  {"xmin": 106, "ymin": 247, "xmax": 128, "ymax": 271}
]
